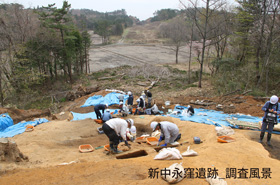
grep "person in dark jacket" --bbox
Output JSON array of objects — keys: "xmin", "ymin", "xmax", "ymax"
[
  {"xmin": 134, "ymin": 96, "xmax": 145, "ymax": 115},
  {"xmin": 94, "ymin": 104, "xmax": 108, "ymax": 120},
  {"xmin": 187, "ymin": 105, "xmax": 194, "ymax": 116},
  {"xmin": 126, "ymin": 91, "xmax": 133, "ymax": 113},
  {"xmin": 259, "ymin": 95, "xmax": 280, "ymax": 146},
  {"xmin": 145, "ymin": 90, "xmax": 152, "ymax": 107}
]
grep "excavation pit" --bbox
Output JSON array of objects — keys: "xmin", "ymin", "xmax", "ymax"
[{"xmin": 116, "ymin": 150, "xmax": 148, "ymax": 159}]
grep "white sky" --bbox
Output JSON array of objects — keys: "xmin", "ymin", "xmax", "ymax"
[{"xmin": 6, "ymin": 0, "xmax": 238, "ymax": 21}]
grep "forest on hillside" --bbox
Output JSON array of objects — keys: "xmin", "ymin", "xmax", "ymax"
[{"xmin": 0, "ymin": 0, "xmax": 280, "ymax": 109}]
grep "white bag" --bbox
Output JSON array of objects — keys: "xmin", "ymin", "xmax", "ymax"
[
  {"xmin": 154, "ymin": 148, "xmax": 182, "ymax": 160},
  {"xmin": 161, "ymin": 163, "xmax": 185, "ymax": 184},
  {"xmin": 151, "ymin": 130, "xmax": 161, "ymax": 138},
  {"xmin": 215, "ymin": 126, "xmax": 234, "ymax": 136},
  {"xmin": 181, "ymin": 146, "xmax": 198, "ymax": 157}
]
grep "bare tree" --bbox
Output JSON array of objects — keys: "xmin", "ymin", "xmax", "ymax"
[
  {"xmin": 256, "ymin": 0, "xmax": 280, "ymax": 94},
  {"xmin": 158, "ymin": 16, "xmax": 189, "ymax": 64},
  {"xmin": 179, "ymin": 0, "xmax": 228, "ymax": 88}
]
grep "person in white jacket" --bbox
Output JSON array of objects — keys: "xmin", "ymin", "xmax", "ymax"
[
  {"xmin": 150, "ymin": 121, "xmax": 181, "ymax": 147},
  {"xmin": 126, "ymin": 125, "xmax": 137, "ymax": 142},
  {"xmin": 102, "ymin": 118, "xmax": 134, "ymax": 154}
]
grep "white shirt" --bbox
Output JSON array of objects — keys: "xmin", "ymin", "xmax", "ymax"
[{"xmin": 106, "ymin": 118, "xmax": 128, "ymax": 141}]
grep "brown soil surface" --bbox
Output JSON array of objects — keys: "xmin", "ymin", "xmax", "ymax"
[
  {"xmin": 1, "ymin": 88, "xmax": 279, "ymax": 185},
  {"xmin": 1, "ymin": 115, "xmax": 280, "ymax": 185}
]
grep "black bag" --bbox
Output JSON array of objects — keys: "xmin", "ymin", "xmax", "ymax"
[
  {"xmin": 266, "ymin": 112, "xmax": 277, "ymax": 124},
  {"xmin": 265, "ymin": 103, "xmax": 278, "ymax": 124}
]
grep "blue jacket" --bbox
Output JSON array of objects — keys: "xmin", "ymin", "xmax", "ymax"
[
  {"xmin": 102, "ymin": 111, "xmax": 112, "ymax": 122},
  {"xmin": 262, "ymin": 101, "xmax": 280, "ymax": 123}
]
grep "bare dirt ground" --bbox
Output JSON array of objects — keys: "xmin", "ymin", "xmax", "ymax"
[{"xmin": 1, "ymin": 23, "xmax": 280, "ymax": 185}]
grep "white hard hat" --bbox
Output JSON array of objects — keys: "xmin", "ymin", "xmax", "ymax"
[
  {"xmin": 126, "ymin": 119, "xmax": 134, "ymax": 126},
  {"xmin": 270, "ymin": 95, "xmax": 278, "ymax": 104},
  {"xmin": 128, "ymin": 91, "xmax": 132, "ymax": 95},
  {"xmin": 106, "ymin": 109, "xmax": 110, "ymax": 112},
  {"xmin": 150, "ymin": 121, "xmax": 158, "ymax": 131},
  {"xmin": 130, "ymin": 126, "xmax": 136, "ymax": 134}
]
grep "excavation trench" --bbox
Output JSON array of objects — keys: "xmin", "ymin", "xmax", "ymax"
[{"xmin": 116, "ymin": 150, "xmax": 148, "ymax": 159}]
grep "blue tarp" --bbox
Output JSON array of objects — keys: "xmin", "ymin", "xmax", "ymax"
[
  {"xmin": 81, "ymin": 92, "xmax": 128, "ymax": 107},
  {"xmin": 71, "ymin": 109, "xmax": 119, "ymax": 121},
  {"xmin": 168, "ymin": 105, "xmax": 262, "ymax": 128},
  {"xmin": 0, "ymin": 113, "xmax": 14, "ymax": 131},
  {"xmin": 0, "ymin": 118, "xmax": 49, "ymax": 138}
]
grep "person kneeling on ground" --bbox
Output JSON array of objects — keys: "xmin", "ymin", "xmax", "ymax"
[
  {"xmin": 102, "ymin": 109, "xmax": 112, "ymax": 122},
  {"xmin": 134, "ymin": 96, "xmax": 145, "ymax": 115},
  {"xmin": 102, "ymin": 118, "xmax": 134, "ymax": 154},
  {"xmin": 150, "ymin": 121, "xmax": 181, "ymax": 147},
  {"xmin": 187, "ymin": 105, "xmax": 195, "ymax": 116},
  {"xmin": 126, "ymin": 125, "xmax": 137, "ymax": 142},
  {"xmin": 259, "ymin": 95, "xmax": 280, "ymax": 146}
]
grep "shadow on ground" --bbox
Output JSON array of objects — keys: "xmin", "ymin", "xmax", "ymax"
[{"xmin": 246, "ymin": 130, "xmax": 280, "ymax": 160}]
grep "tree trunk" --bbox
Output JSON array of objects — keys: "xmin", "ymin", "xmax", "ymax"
[
  {"xmin": 257, "ymin": 1, "xmax": 278, "ymax": 88},
  {"xmin": 188, "ymin": 26, "xmax": 194, "ymax": 84},
  {"xmin": 255, "ymin": 0, "xmax": 267, "ymax": 84},
  {"xmin": 198, "ymin": 0, "xmax": 210, "ymax": 88},
  {"xmin": 175, "ymin": 46, "xmax": 179, "ymax": 64},
  {"xmin": 0, "ymin": 68, "xmax": 3, "ymax": 107}
]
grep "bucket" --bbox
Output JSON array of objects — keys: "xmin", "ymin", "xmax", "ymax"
[
  {"xmin": 94, "ymin": 119, "xmax": 103, "ymax": 124},
  {"xmin": 165, "ymin": 101, "xmax": 170, "ymax": 106},
  {"xmin": 97, "ymin": 127, "xmax": 104, "ymax": 134},
  {"xmin": 79, "ymin": 144, "xmax": 94, "ymax": 153},
  {"xmin": 217, "ymin": 136, "xmax": 235, "ymax": 143},
  {"xmin": 146, "ymin": 137, "xmax": 159, "ymax": 146}
]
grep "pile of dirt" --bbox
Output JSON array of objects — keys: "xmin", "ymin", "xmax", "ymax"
[
  {"xmin": 0, "ymin": 108, "xmax": 51, "ymax": 124},
  {"xmin": 0, "ymin": 138, "xmax": 28, "ymax": 162}
]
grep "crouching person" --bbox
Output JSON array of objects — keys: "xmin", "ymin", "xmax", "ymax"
[
  {"xmin": 102, "ymin": 118, "xmax": 134, "ymax": 154},
  {"xmin": 126, "ymin": 125, "xmax": 137, "ymax": 142},
  {"xmin": 150, "ymin": 121, "xmax": 181, "ymax": 147}
]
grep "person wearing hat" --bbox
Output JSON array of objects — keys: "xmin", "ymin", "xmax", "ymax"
[
  {"xmin": 145, "ymin": 90, "xmax": 152, "ymax": 108},
  {"xmin": 94, "ymin": 103, "xmax": 108, "ymax": 120},
  {"xmin": 134, "ymin": 96, "xmax": 145, "ymax": 115},
  {"xmin": 126, "ymin": 125, "xmax": 137, "ymax": 142},
  {"xmin": 102, "ymin": 118, "xmax": 134, "ymax": 154},
  {"xmin": 102, "ymin": 109, "xmax": 112, "ymax": 122},
  {"xmin": 150, "ymin": 121, "xmax": 181, "ymax": 147},
  {"xmin": 259, "ymin": 95, "xmax": 280, "ymax": 146},
  {"xmin": 127, "ymin": 91, "xmax": 134, "ymax": 113}
]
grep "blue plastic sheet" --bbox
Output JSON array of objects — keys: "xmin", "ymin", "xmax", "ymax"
[
  {"xmin": 169, "ymin": 105, "xmax": 262, "ymax": 128},
  {"xmin": 0, "ymin": 118, "xmax": 49, "ymax": 138},
  {"xmin": 81, "ymin": 92, "xmax": 128, "ymax": 107},
  {"xmin": 0, "ymin": 113, "xmax": 14, "ymax": 131},
  {"xmin": 71, "ymin": 109, "xmax": 119, "ymax": 121}
]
